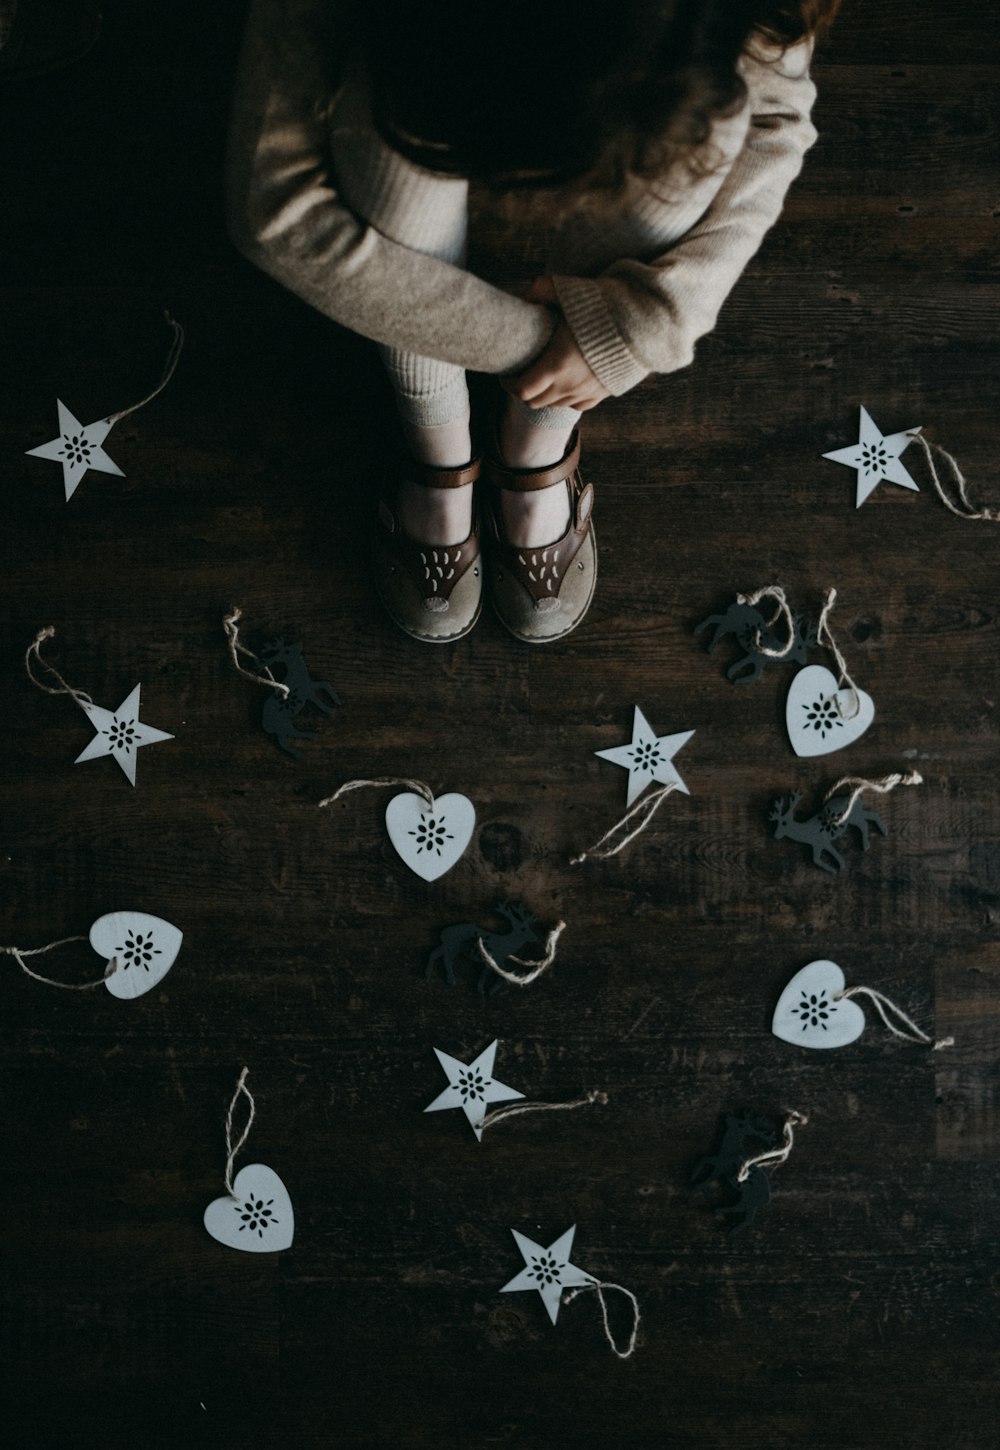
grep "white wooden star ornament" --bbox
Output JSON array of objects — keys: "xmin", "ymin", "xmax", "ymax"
[
  {"xmin": 25, "ymin": 400, "xmax": 124, "ymax": 501},
  {"xmin": 499, "ymin": 1226, "xmax": 596, "ymax": 1324},
  {"xmin": 424, "ymin": 1040, "xmax": 524, "ymax": 1140},
  {"xmin": 26, "ymin": 628, "xmax": 173, "ymax": 787},
  {"xmin": 595, "ymin": 706, "xmax": 694, "ymax": 806},
  {"xmin": 822, "ymin": 405, "xmax": 922, "ymax": 508},
  {"xmin": 76, "ymin": 683, "xmax": 174, "ymax": 785},
  {"xmin": 25, "ymin": 315, "xmax": 185, "ymax": 502}
]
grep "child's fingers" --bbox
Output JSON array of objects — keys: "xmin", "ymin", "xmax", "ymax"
[{"xmin": 523, "ymin": 276, "xmax": 558, "ymax": 304}]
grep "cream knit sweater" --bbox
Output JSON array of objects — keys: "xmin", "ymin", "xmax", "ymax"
[{"xmin": 227, "ymin": 0, "xmax": 819, "ymax": 396}]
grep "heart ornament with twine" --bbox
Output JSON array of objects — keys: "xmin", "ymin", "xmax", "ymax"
[
  {"xmin": 786, "ymin": 665, "xmax": 874, "ymax": 758},
  {"xmin": 89, "ymin": 910, "xmax": 182, "ymax": 1000},
  {"xmin": 771, "ymin": 960, "xmax": 866, "ymax": 1049},
  {"xmin": 385, "ymin": 791, "xmax": 475, "ymax": 882},
  {"xmin": 204, "ymin": 1163, "xmax": 294, "ymax": 1254}
]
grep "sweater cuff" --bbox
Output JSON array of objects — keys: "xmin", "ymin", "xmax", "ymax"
[{"xmin": 551, "ymin": 274, "xmax": 650, "ymax": 396}]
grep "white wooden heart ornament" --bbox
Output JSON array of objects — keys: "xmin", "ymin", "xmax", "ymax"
[
  {"xmin": 786, "ymin": 665, "xmax": 875, "ymax": 758},
  {"xmin": 385, "ymin": 791, "xmax": 475, "ymax": 882},
  {"xmin": 772, "ymin": 959, "xmax": 866, "ymax": 1049},
  {"xmin": 89, "ymin": 910, "xmax": 182, "ymax": 1000},
  {"xmin": 203, "ymin": 1163, "xmax": 294, "ymax": 1253}
]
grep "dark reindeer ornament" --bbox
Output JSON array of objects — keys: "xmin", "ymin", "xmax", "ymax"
[
  {"xmin": 691, "ymin": 1112, "xmax": 778, "ymax": 1233},
  {"xmin": 769, "ymin": 789, "xmax": 887, "ymax": 873},
  {"xmin": 694, "ymin": 599, "xmax": 817, "ymax": 684},
  {"xmin": 426, "ymin": 902, "xmax": 541, "ymax": 996},
  {"xmin": 256, "ymin": 637, "xmax": 339, "ymax": 758}
]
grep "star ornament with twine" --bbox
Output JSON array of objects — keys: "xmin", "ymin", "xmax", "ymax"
[
  {"xmin": 24, "ymin": 314, "xmax": 184, "ymax": 502},
  {"xmin": 572, "ymin": 706, "xmax": 694, "ymax": 864},
  {"xmin": 499, "ymin": 1225, "xmax": 641, "ymax": 1359},
  {"xmin": 25, "ymin": 627, "xmax": 173, "ymax": 786},
  {"xmin": 822, "ymin": 405, "xmax": 921, "ymax": 508}
]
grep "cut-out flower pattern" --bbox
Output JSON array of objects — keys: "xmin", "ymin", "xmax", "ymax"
[
  {"xmin": 455, "ymin": 1067, "xmax": 487, "ymax": 1102},
  {"xmin": 104, "ymin": 715, "xmax": 139, "ymax": 752},
  {"xmin": 60, "ymin": 433, "xmax": 94, "ymax": 466},
  {"xmin": 528, "ymin": 1252, "xmax": 563, "ymax": 1286},
  {"xmin": 629, "ymin": 739, "xmax": 664, "ymax": 773},
  {"xmin": 791, "ymin": 989, "xmax": 838, "ymax": 1031},
  {"xmin": 801, "ymin": 694, "xmax": 842, "ymax": 739},
  {"xmin": 859, "ymin": 441, "xmax": 889, "ymax": 476},
  {"xmin": 409, "ymin": 813, "xmax": 454, "ymax": 856},
  {"xmin": 115, "ymin": 929, "xmax": 162, "ymax": 973},
  {"xmin": 235, "ymin": 1196, "xmax": 279, "ymax": 1238}
]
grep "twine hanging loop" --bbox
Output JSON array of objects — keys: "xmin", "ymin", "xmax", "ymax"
[
  {"xmin": 823, "ymin": 769, "xmax": 923, "ymax": 828},
  {"xmin": 223, "ymin": 1067, "xmax": 256, "ymax": 1197},
  {"xmin": 105, "ymin": 312, "xmax": 185, "ymax": 426},
  {"xmin": 25, "ymin": 626, "xmax": 93, "ymax": 710},
  {"xmin": 837, "ymin": 985, "xmax": 953, "ymax": 1050},
  {"xmin": 563, "ymin": 1280, "xmax": 641, "ymax": 1360},
  {"xmin": 910, "ymin": 432, "xmax": 999, "ymax": 522},
  {"xmin": 816, "ymin": 589, "xmax": 861, "ymax": 721},
  {"xmin": 736, "ymin": 1109, "xmax": 808, "ymax": 1183},
  {"xmin": 222, "ymin": 607, "xmax": 290, "ymax": 697},
  {"xmin": 0, "ymin": 935, "xmax": 116, "ymax": 990},
  {"xmin": 735, "ymin": 584, "xmax": 795, "ymax": 659},
  {"xmin": 318, "ymin": 777, "xmax": 436, "ymax": 811},
  {"xmin": 571, "ymin": 782, "xmax": 679, "ymax": 865},
  {"xmin": 476, "ymin": 919, "xmax": 566, "ymax": 987},
  {"xmin": 475, "ymin": 1088, "xmax": 608, "ymax": 1134}
]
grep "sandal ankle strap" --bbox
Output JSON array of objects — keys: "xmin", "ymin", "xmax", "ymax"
[
  {"xmin": 484, "ymin": 430, "xmax": 581, "ymax": 492},
  {"xmin": 402, "ymin": 455, "xmax": 482, "ymax": 490}
]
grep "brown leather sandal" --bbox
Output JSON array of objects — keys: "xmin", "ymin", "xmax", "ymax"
[
  {"xmin": 372, "ymin": 455, "xmax": 483, "ymax": 644},
  {"xmin": 483, "ymin": 431, "xmax": 597, "ymax": 643}
]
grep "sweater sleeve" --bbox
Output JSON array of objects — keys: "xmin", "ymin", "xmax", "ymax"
[
  {"xmin": 550, "ymin": 38, "xmax": 820, "ymax": 396},
  {"xmin": 225, "ymin": 0, "xmax": 555, "ymax": 373}
]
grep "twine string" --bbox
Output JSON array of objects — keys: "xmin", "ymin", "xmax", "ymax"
[
  {"xmin": 563, "ymin": 1280, "xmax": 641, "ymax": 1360},
  {"xmin": 735, "ymin": 584, "xmax": 795, "ymax": 659},
  {"xmin": 222, "ymin": 607, "xmax": 290, "ymax": 697},
  {"xmin": 816, "ymin": 588, "xmax": 861, "ymax": 721},
  {"xmin": 570, "ymin": 783, "xmax": 679, "ymax": 866},
  {"xmin": 0, "ymin": 935, "xmax": 116, "ymax": 990},
  {"xmin": 823, "ymin": 769, "xmax": 923, "ymax": 828},
  {"xmin": 475, "ymin": 1089, "xmax": 608, "ymax": 1134},
  {"xmin": 838, "ymin": 985, "xmax": 953, "ymax": 1050},
  {"xmin": 318, "ymin": 777, "xmax": 436, "ymax": 810},
  {"xmin": 223, "ymin": 1067, "xmax": 256, "ymax": 1197},
  {"xmin": 909, "ymin": 432, "xmax": 999, "ymax": 522},
  {"xmin": 25, "ymin": 627, "xmax": 93, "ymax": 711},
  {"xmin": 105, "ymin": 313, "xmax": 185, "ymax": 425},
  {"xmin": 736, "ymin": 1109, "xmax": 808, "ymax": 1183},
  {"xmin": 476, "ymin": 920, "xmax": 566, "ymax": 987}
]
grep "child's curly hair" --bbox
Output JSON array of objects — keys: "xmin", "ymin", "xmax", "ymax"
[{"xmin": 355, "ymin": 0, "xmax": 840, "ymax": 200}]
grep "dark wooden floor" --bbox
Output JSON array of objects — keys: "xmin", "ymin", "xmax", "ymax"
[{"xmin": 2, "ymin": 3, "xmax": 998, "ymax": 1446}]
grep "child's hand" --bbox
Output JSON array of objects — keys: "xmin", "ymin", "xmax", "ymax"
[{"xmin": 506, "ymin": 277, "xmax": 611, "ymax": 412}]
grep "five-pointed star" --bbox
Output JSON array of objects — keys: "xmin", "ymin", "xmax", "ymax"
[
  {"xmin": 595, "ymin": 706, "xmax": 694, "ymax": 806},
  {"xmin": 499, "ymin": 1226, "xmax": 596, "ymax": 1325},
  {"xmin": 822, "ymin": 405, "xmax": 922, "ymax": 508},
  {"xmin": 424, "ymin": 1040, "xmax": 524, "ymax": 1141},
  {"xmin": 26, "ymin": 400, "xmax": 125, "ymax": 501},
  {"xmin": 74, "ymin": 684, "xmax": 173, "ymax": 786}
]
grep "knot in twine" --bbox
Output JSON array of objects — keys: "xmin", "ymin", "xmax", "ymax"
[
  {"xmin": 816, "ymin": 588, "xmax": 861, "ymax": 721},
  {"xmin": 105, "ymin": 312, "xmax": 185, "ymax": 427},
  {"xmin": 0, "ymin": 934, "xmax": 117, "ymax": 990},
  {"xmin": 910, "ymin": 432, "xmax": 999, "ymax": 523},
  {"xmin": 25, "ymin": 626, "xmax": 93, "ymax": 711},
  {"xmin": 475, "ymin": 1088, "xmax": 608, "ymax": 1134},
  {"xmin": 823, "ymin": 769, "xmax": 923, "ymax": 828},
  {"xmin": 224, "ymin": 1067, "xmax": 256, "ymax": 1197},
  {"xmin": 835, "ymin": 985, "xmax": 953, "ymax": 1050},
  {"xmin": 318, "ymin": 777, "xmax": 436, "ymax": 812},
  {"xmin": 476, "ymin": 920, "xmax": 566, "ymax": 988},
  {"xmin": 562, "ymin": 1280, "xmax": 641, "ymax": 1360},
  {"xmin": 571, "ymin": 782, "xmax": 679, "ymax": 865},
  {"xmin": 735, "ymin": 585, "xmax": 795, "ymax": 659},
  {"xmin": 222, "ymin": 607, "xmax": 290, "ymax": 697},
  {"xmin": 736, "ymin": 1109, "xmax": 808, "ymax": 1184}
]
